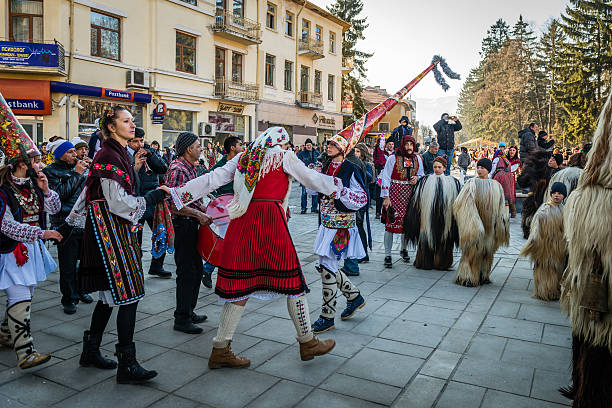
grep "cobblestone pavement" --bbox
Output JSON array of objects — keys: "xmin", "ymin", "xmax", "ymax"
[{"xmin": 0, "ymin": 182, "xmax": 571, "ymax": 407}]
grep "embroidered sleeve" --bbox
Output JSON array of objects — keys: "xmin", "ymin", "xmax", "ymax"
[
  {"xmin": 282, "ymin": 151, "xmax": 338, "ymax": 196},
  {"xmin": 1, "ymin": 207, "xmax": 43, "ymax": 243},
  {"xmin": 66, "ymin": 188, "xmax": 87, "ymax": 228},
  {"xmin": 100, "ymin": 179, "xmax": 146, "ymax": 224},
  {"xmin": 169, "ymin": 155, "xmax": 239, "ymax": 211},
  {"xmin": 338, "ymin": 175, "xmax": 368, "ymax": 211},
  {"xmin": 43, "ymin": 189, "xmax": 61, "ymax": 215},
  {"xmin": 489, "ymin": 157, "xmax": 499, "ymax": 178},
  {"xmin": 380, "ymin": 155, "xmax": 395, "ymax": 197}
]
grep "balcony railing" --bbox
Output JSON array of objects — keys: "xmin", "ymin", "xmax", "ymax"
[
  {"xmin": 212, "ymin": 11, "xmax": 262, "ymax": 45},
  {"xmin": 215, "ymin": 77, "xmax": 258, "ymax": 101},
  {"xmin": 342, "ymin": 56, "xmax": 354, "ymax": 74},
  {"xmin": 297, "ymin": 91, "xmax": 323, "ymax": 109},
  {"xmin": 0, "ymin": 39, "xmax": 66, "ymax": 76},
  {"xmin": 298, "ymin": 36, "xmax": 324, "ymax": 59}
]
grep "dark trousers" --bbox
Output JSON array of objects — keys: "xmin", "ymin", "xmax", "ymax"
[
  {"xmin": 137, "ymin": 217, "xmax": 166, "ymax": 273},
  {"xmin": 301, "ymin": 186, "xmax": 318, "ymax": 211},
  {"xmin": 375, "ymin": 165, "xmax": 384, "ymax": 215},
  {"xmin": 173, "ymin": 217, "xmax": 204, "ymax": 323},
  {"xmin": 57, "ymin": 227, "xmax": 83, "ymax": 306}
]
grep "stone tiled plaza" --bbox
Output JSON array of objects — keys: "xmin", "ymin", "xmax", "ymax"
[{"xmin": 0, "ymin": 183, "xmax": 571, "ymax": 408}]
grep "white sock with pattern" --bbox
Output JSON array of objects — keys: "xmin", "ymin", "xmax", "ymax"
[{"xmin": 287, "ymin": 295, "xmax": 314, "ymax": 343}]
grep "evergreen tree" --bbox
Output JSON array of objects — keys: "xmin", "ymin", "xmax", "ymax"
[
  {"xmin": 327, "ymin": 0, "xmax": 373, "ymax": 126},
  {"xmin": 538, "ymin": 19, "xmax": 567, "ymax": 136},
  {"xmin": 480, "ymin": 19, "xmax": 510, "ymax": 57}
]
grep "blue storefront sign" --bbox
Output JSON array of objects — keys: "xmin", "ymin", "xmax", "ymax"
[
  {"xmin": 6, "ymin": 99, "xmax": 45, "ymax": 111},
  {"xmin": 50, "ymin": 81, "xmax": 151, "ymax": 104},
  {"xmin": 0, "ymin": 41, "xmax": 61, "ymax": 68}
]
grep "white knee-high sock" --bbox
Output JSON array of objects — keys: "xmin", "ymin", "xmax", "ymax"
[
  {"xmin": 212, "ymin": 303, "xmax": 245, "ymax": 348},
  {"xmin": 287, "ymin": 295, "xmax": 314, "ymax": 343}
]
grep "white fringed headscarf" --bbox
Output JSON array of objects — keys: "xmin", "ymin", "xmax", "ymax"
[{"xmin": 228, "ymin": 126, "xmax": 291, "ymax": 219}]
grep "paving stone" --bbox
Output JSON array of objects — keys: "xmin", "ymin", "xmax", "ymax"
[
  {"xmin": 466, "ymin": 333, "xmax": 507, "ymax": 360},
  {"xmin": 502, "ymin": 339, "xmax": 571, "ymax": 372},
  {"xmin": 415, "ymin": 296, "xmax": 467, "ymax": 311},
  {"xmin": 392, "ymin": 374, "xmax": 446, "ymax": 408},
  {"xmin": 351, "ymin": 314, "xmax": 394, "ymax": 336},
  {"xmin": 320, "ymin": 373, "xmax": 401, "ymax": 405},
  {"xmin": 55, "ymin": 377, "xmax": 166, "ymax": 408},
  {"xmin": 145, "ymin": 349, "xmax": 209, "ymax": 393},
  {"xmin": 541, "ymin": 324, "xmax": 572, "ymax": 348},
  {"xmin": 453, "ymin": 355, "xmax": 534, "ymax": 395},
  {"xmin": 424, "ymin": 282, "xmax": 479, "ymax": 303},
  {"xmin": 317, "ymin": 329, "xmax": 373, "ymax": 358},
  {"xmin": 489, "ymin": 300, "xmax": 521, "ymax": 318},
  {"xmin": 0, "ymin": 374, "xmax": 76, "ymax": 406},
  {"xmin": 400, "ymin": 303, "xmax": 462, "ymax": 327},
  {"xmin": 518, "ymin": 304, "xmax": 569, "ymax": 326},
  {"xmin": 146, "ymin": 395, "xmax": 203, "ymax": 408},
  {"xmin": 380, "ymin": 319, "xmax": 449, "ymax": 348},
  {"xmin": 248, "ymin": 380, "xmax": 312, "ymax": 408},
  {"xmin": 419, "ymin": 349, "xmax": 462, "ymax": 379},
  {"xmin": 338, "ymin": 347, "xmax": 423, "ymax": 387},
  {"xmin": 296, "ymin": 388, "xmax": 382, "ymax": 408},
  {"xmin": 367, "ymin": 338, "xmax": 433, "ymax": 359},
  {"xmin": 438, "ymin": 328, "xmax": 475, "ymax": 354},
  {"xmin": 239, "ymin": 340, "xmax": 289, "ymax": 368},
  {"xmin": 370, "ymin": 285, "xmax": 424, "ymax": 303},
  {"xmin": 134, "ymin": 321, "xmax": 198, "ymax": 348},
  {"xmin": 531, "ymin": 368, "xmax": 572, "ymax": 406},
  {"xmin": 175, "ymin": 368, "xmax": 278, "ymax": 408},
  {"xmin": 256, "ymin": 345, "xmax": 346, "ymax": 386},
  {"xmin": 436, "ymin": 381, "xmax": 486, "ymax": 408},
  {"xmin": 453, "ymin": 311, "xmax": 486, "ymax": 331},
  {"xmin": 480, "ymin": 315, "xmax": 544, "ymax": 342},
  {"xmin": 481, "ymin": 389, "xmax": 568, "ymax": 408},
  {"xmin": 35, "ymin": 355, "xmax": 116, "ymax": 391},
  {"xmin": 244, "ymin": 317, "xmax": 297, "ymax": 345}
]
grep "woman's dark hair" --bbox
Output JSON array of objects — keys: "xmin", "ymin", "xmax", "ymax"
[{"xmin": 99, "ymin": 105, "xmax": 130, "ymax": 138}]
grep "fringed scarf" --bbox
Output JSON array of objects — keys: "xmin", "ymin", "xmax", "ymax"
[
  {"xmin": 228, "ymin": 127, "xmax": 290, "ymax": 219},
  {"xmin": 86, "ymin": 137, "xmax": 135, "ymax": 203}
]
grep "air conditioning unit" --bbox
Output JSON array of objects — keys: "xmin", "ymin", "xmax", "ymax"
[
  {"xmin": 198, "ymin": 122, "xmax": 216, "ymax": 138},
  {"xmin": 126, "ymin": 70, "xmax": 150, "ymax": 89}
]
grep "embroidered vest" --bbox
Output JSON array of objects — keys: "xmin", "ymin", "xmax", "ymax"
[
  {"xmin": 318, "ymin": 160, "xmax": 365, "ymax": 229},
  {"xmin": 0, "ymin": 184, "xmax": 45, "ymax": 254}
]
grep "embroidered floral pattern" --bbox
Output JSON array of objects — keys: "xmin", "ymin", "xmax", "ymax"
[
  {"xmin": 180, "ymin": 191, "xmax": 194, "ymax": 205},
  {"xmin": 93, "ymin": 163, "xmax": 131, "ymax": 183}
]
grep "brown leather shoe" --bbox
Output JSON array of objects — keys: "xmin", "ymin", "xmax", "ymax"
[
  {"xmin": 299, "ymin": 336, "xmax": 336, "ymax": 361},
  {"xmin": 208, "ymin": 342, "xmax": 250, "ymax": 369}
]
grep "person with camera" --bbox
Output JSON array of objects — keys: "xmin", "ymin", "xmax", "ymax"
[
  {"xmin": 433, "ymin": 113, "xmax": 462, "ymax": 175},
  {"xmin": 126, "ymin": 128, "xmax": 170, "ymax": 278},
  {"xmin": 43, "ymin": 138, "xmax": 93, "ymax": 315}
]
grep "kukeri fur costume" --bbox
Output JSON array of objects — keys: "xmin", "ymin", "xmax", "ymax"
[
  {"xmin": 404, "ymin": 174, "xmax": 460, "ymax": 270},
  {"xmin": 520, "ymin": 202, "xmax": 566, "ymax": 301},
  {"xmin": 559, "ymin": 92, "xmax": 612, "ymax": 408},
  {"xmin": 452, "ymin": 178, "xmax": 509, "ymax": 287},
  {"xmin": 517, "ymin": 150, "xmax": 553, "ymax": 239}
]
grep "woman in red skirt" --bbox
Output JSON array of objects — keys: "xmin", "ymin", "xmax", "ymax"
[{"xmin": 170, "ymin": 127, "xmax": 341, "ymax": 368}]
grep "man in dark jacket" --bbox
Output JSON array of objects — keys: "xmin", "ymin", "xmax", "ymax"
[
  {"xmin": 43, "ymin": 139, "xmax": 93, "ymax": 314},
  {"xmin": 126, "ymin": 128, "xmax": 170, "ymax": 278},
  {"xmin": 537, "ymin": 130, "xmax": 555, "ymax": 151},
  {"xmin": 387, "ymin": 116, "xmax": 413, "ymax": 148},
  {"xmin": 297, "ymin": 138, "xmax": 320, "ymax": 214},
  {"xmin": 519, "ymin": 122, "xmax": 539, "ymax": 164},
  {"xmin": 433, "ymin": 113, "xmax": 462, "ymax": 175},
  {"xmin": 421, "ymin": 141, "xmax": 441, "ymax": 175}
]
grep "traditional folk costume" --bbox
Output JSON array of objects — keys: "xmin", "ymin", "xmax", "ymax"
[
  {"xmin": 517, "ymin": 150, "xmax": 553, "ymax": 239},
  {"xmin": 311, "ymin": 135, "xmax": 368, "ymax": 334},
  {"xmin": 491, "ymin": 149, "xmax": 516, "ymax": 210},
  {"xmin": 520, "ymin": 182, "xmax": 567, "ymax": 301},
  {"xmin": 380, "ymin": 135, "xmax": 424, "ymax": 267},
  {"xmin": 453, "ymin": 168, "xmax": 509, "ymax": 287},
  {"xmin": 404, "ymin": 162, "xmax": 461, "ymax": 271},
  {"xmin": 0, "ymin": 96, "xmax": 59, "ymax": 368},
  {"xmin": 506, "ymin": 147, "xmax": 521, "ymax": 217},
  {"xmin": 170, "ymin": 127, "xmax": 338, "ymax": 368},
  {"xmin": 559, "ymin": 94, "xmax": 612, "ymax": 408}
]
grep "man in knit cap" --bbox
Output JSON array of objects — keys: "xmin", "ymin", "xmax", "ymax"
[
  {"xmin": 71, "ymin": 137, "xmax": 90, "ymax": 161},
  {"xmin": 165, "ymin": 132, "xmax": 211, "ymax": 334}
]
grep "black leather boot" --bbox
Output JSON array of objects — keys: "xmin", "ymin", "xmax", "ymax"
[
  {"xmin": 115, "ymin": 343, "xmax": 157, "ymax": 384},
  {"xmin": 80, "ymin": 330, "xmax": 117, "ymax": 369}
]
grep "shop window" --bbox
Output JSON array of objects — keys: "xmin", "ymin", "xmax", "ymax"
[
  {"xmin": 329, "ymin": 32, "xmax": 336, "ymax": 53},
  {"xmin": 231, "ymin": 52, "xmax": 243, "ymax": 83},
  {"xmin": 328, "ymin": 74, "xmax": 335, "ymax": 101},
  {"xmin": 9, "ymin": 0, "xmax": 43, "ymax": 42},
  {"xmin": 162, "ymin": 109, "xmax": 194, "ymax": 147},
  {"xmin": 300, "ymin": 66, "xmax": 309, "ymax": 92},
  {"xmin": 265, "ymin": 54, "xmax": 275, "ymax": 87},
  {"xmin": 314, "ymin": 70, "xmax": 321, "ymax": 94},
  {"xmin": 176, "ymin": 31, "xmax": 196, "ymax": 74},
  {"xmin": 215, "ymin": 47, "xmax": 226, "ymax": 79},
  {"xmin": 266, "ymin": 3, "xmax": 276, "ymax": 30},
  {"xmin": 209, "ymin": 112, "xmax": 245, "ymax": 139},
  {"xmin": 285, "ymin": 12, "xmax": 294, "ymax": 37},
  {"xmin": 284, "ymin": 60, "xmax": 293, "ymax": 91},
  {"xmin": 90, "ymin": 10, "xmax": 121, "ymax": 60},
  {"xmin": 78, "ymin": 99, "xmax": 143, "ymax": 135}
]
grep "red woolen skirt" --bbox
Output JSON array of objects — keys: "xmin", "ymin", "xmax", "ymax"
[{"xmin": 215, "ymin": 201, "xmax": 307, "ymax": 301}]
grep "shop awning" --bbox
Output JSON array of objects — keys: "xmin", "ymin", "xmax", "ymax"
[{"xmin": 50, "ymin": 81, "xmax": 151, "ymax": 103}]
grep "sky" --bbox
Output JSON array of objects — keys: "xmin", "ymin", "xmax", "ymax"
[{"xmin": 315, "ymin": 0, "xmax": 570, "ymax": 128}]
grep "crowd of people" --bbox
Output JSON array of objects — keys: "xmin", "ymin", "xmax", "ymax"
[{"xmin": 0, "ymin": 91, "xmax": 608, "ymax": 408}]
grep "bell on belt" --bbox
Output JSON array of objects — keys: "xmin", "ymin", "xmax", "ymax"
[{"xmin": 579, "ymin": 267, "xmax": 609, "ymax": 321}]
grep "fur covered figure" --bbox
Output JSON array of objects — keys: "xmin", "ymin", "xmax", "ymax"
[
  {"xmin": 517, "ymin": 149, "xmax": 553, "ymax": 238},
  {"xmin": 453, "ymin": 178, "xmax": 509, "ymax": 287},
  {"xmin": 559, "ymin": 93, "xmax": 612, "ymax": 408},
  {"xmin": 404, "ymin": 173, "xmax": 460, "ymax": 270},
  {"xmin": 520, "ymin": 200, "xmax": 566, "ymax": 301}
]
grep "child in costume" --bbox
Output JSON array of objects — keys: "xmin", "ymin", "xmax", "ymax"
[
  {"xmin": 520, "ymin": 182, "xmax": 567, "ymax": 301},
  {"xmin": 404, "ymin": 156, "xmax": 460, "ymax": 270},
  {"xmin": 453, "ymin": 158, "xmax": 509, "ymax": 287},
  {"xmin": 0, "ymin": 91, "xmax": 62, "ymax": 369}
]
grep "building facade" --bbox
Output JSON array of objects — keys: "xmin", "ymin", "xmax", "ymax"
[
  {"xmin": 0, "ymin": 0, "xmax": 348, "ymax": 149},
  {"xmin": 362, "ymin": 85, "xmax": 418, "ymax": 146}
]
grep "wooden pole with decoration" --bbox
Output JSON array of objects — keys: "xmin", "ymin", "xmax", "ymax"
[{"xmin": 341, "ymin": 55, "xmax": 461, "ymax": 153}]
